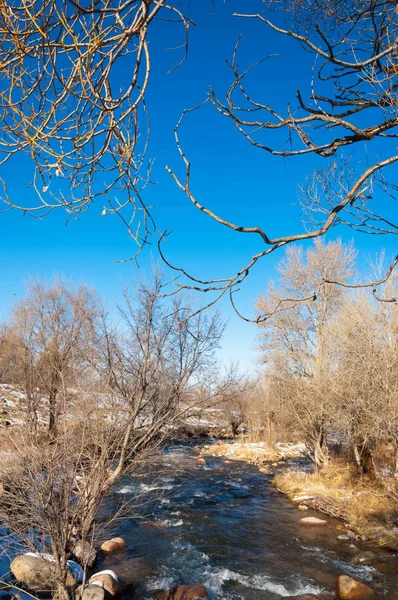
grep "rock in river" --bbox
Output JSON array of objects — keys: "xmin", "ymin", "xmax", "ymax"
[
  {"xmin": 10, "ymin": 553, "xmax": 76, "ymax": 592},
  {"xmin": 336, "ymin": 575, "xmax": 374, "ymax": 599},
  {"xmin": 153, "ymin": 583, "xmax": 210, "ymax": 600},
  {"xmin": 299, "ymin": 516, "xmax": 328, "ymax": 526},
  {"xmin": 77, "ymin": 584, "xmax": 106, "ymax": 600},
  {"xmin": 100, "ymin": 537, "xmax": 126, "ymax": 553},
  {"xmin": 72, "ymin": 540, "xmax": 97, "ymax": 568},
  {"xmin": 352, "ymin": 551, "xmax": 376, "ymax": 565},
  {"xmin": 89, "ymin": 570, "xmax": 121, "ymax": 598}
]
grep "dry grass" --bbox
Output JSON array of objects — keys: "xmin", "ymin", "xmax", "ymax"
[{"xmin": 274, "ymin": 459, "xmax": 398, "ymax": 549}]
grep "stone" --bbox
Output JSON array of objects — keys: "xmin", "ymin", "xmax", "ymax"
[
  {"xmin": 153, "ymin": 584, "xmax": 209, "ymax": 600},
  {"xmin": 337, "ymin": 535, "xmax": 350, "ymax": 541},
  {"xmin": 10, "ymin": 553, "xmax": 76, "ymax": 593},
  {"xmin": 78, "ymin": 584, "xmax": 106, "ymax": 600},
  {"xmin": 195, "ymin": 458, "xmax": 206, "ymax": 465},
  {"xmin": 90, "ymin": 571, "xmax": 120, "ymax": 598},
  {"xmin": 100, "ymin": 537, "xmax": 126, "ymax": 553},
  {"xmin": 299, "ymin": 516, "xmax": 327, "ymax": 526},
  {"xmin": 298, "ymin": 504, "xmax": 309, "ymax": 511},
  {"xmin": 346, "ymin": 530, "xmax": 356, "ymax": 539},
  {"xmin": 352, "ymin": 551, "xmax": 376, "ymax": 565},
  {"xmin": 336, "ymin": 575, "xmax": 374, "ymax": 599},
  {"xmin": 72, "ymin": 540, "xmax": 97, "ymax": 568}
]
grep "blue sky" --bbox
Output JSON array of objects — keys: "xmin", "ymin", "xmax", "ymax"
[{"xmin": 0, "ymin": 1, "xmax": 396, "ymax": 374}]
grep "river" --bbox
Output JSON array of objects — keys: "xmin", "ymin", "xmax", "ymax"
[{"xmin": 94, "ymin": 442, "xmax": 398, "ymax": 599}]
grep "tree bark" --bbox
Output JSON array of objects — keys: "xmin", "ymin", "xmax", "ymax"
[
  {"xmin": 49, "ymin": 388, "xmax": 58, "ymax": 437},
  {"xmin": 353, "ymin": 443, "xmax": 375, "ymax": 476},
  {"xmin": 313, "ymin": 427, "xmax": 329, "ymax": 470}
]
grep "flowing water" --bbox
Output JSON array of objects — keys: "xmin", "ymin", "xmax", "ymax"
[{"xmin": 95, "ymin": 443, "xmax": 398, "ymax": 599}]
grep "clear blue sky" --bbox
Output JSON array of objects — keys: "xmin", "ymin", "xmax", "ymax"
[{"xmin": 0, "ymin": 1, "xmax": 396, "ymax": 374}]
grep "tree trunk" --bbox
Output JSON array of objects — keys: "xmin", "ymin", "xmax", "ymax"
[
  {"xmin": 49, "ymin": 388, "xmax": 58, "ymax": 437},
  {"xmin": 267, "ymin": 412, "xmax": 273, "ymax": 445},
  {"xmin": 394, "ymin": 445, "xmax": 398, "ymax": 478},
  {"xmin": 313, "ymin": 427, "xmax": 329, "ymax": 470},
  {"xmin": 353, "ymin": 443, "xmax": 375, "ymax": 476},
  {"xmin": 231, "ymin": 420, "xmax": 240, "ymax": 437}
]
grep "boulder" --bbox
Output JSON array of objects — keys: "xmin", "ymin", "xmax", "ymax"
[
  {"xmin": 336, "ymin": 575, "xmax": 374, "ymax": 600},
  {"xmin": 72, "ymin": 540, "xmax": 97, "ymax": 568},
  {"xmin": 90, "ymin": 570, "xmax": 120, "ymax": 598},
  {"xmin": 195, "ymin": 458, "xmax": 206, "ymax": 465},
  {"xmin": 100, "ymin": 538, "xmax": 126, "ymax": 553},
  {"xmin": 352, "ymin": 551, "xmax": 376, "ymax": 566},
  {"xmin": 10, "ymin": 553, "xmax": 76, "ymax": 592},
  {"xmin": 299, "ymin": 517, "xmax": 327, "ymax": 526},
  {"xmin": 153, "ymin": 584, "xmax": 209, "ymax": 600},
  {"xmin": 298, "ymin": 505, "xmax": 309, "ymax": 511},
  {"xmin": 77, "ymin": 584, "xmax": 106, "ymax": 600}
]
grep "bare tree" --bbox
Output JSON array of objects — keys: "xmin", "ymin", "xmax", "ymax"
[
  {"xmin": 256, "ymin": 239, "xmax": 356, "ymax": 468},
  {"xmin": 0, "ymin": 273, "xmax": 232, "ymax": 600},
  {"xmin": 92, "ymin": 272, "xmax": 230, "ymax": 464},
  {"xmin": 165, "ymin": 0, "xmax": 397, "ymax": 316},
  {"xmin": 0, "ymin": 397, "xmax": 159, "ymax": 600},
  {"xmin": 9, "ymin": 279, "xmax": 101, "ymax": 436},
  {"xmin": 328, "ymin": 286, "xmax": 398, "ymax": 475},
  {"xmin": 0, "ymin": 324, "xmax": 15, "ymax": 382},
  {"xmin": 0, "ymin": 2, "xmax": 395, "ymax": 311},
  {"xmin": 0, "ymin": 0, "xmax": 191, "ymax": 259}
]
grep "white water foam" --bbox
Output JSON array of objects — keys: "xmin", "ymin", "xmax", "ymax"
[
  {"xmin": 329, "ymin": 558, "xmax": 375, "ymax": 583},
  {"xmin": 204, "ymin": 567, "xmax": 324, "ymax": 598},
  {"xmin": 304, "ymin": 542, "xmax": 376, "ymax": 583},
  {"xmin": 159, "ymin": 519, "xmax": 184, "ymax": 527},
  {"xmin": 147, "ymin": 538, "xmax": 323, "ymax": 599},
  {"xmin": 118, "ymin": 482, "xmax": 175, "ymax": 494},
  {"xmin": 140, "ymin": 483, "xmax": 175, "ymax": 493},
  {"xmin": 118, "ymin": 485, "xmax": 135, "ymax": 494}
]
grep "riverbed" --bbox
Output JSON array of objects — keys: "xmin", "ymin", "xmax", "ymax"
[{"xmin": 94, "ymin": 443, "xmax": 398, "ymax": 599}]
